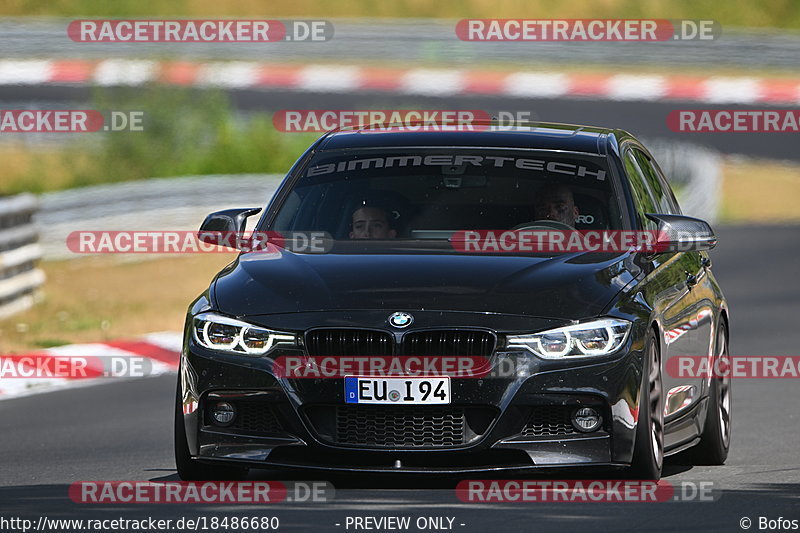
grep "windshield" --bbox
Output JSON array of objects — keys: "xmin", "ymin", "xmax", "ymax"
[{"xmin": 269, "ymin": 148, "xmax": 626, "ymax": 246}]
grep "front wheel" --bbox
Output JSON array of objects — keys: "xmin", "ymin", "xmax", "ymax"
[
  {"xmin": 174, "ymin": 381, "xmax": 248, "ymax": 481},
  {"xmin": 627, "ymin": 331, "xmax": 664, "ymax": 480}
]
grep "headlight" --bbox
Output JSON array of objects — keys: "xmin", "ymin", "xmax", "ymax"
[
  {"xmin": 193, "ymin": 313, "xmax": 296, "ymax": 356},
  {"xmin": 506, "ymin": 318, "xmax": 631, "ymax": 359}
]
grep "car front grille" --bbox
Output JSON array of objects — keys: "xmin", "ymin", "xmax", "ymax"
[
  {"xmin": 305, "ymin": 329, "xmax": 394, "ymax": 356},
  {"xmin": 334, "ymin": 405, "xmax": 466, "ymax": 448},
  {"xmin": 304, "ymin": 328, "xmax": 495, "ymax": 357},
  {"xmin": 521, "ymin": 406, "xmax": 578, "ymax": 437},
  {"xmin": 403, "ymin": 330, "xmax": 495, "ymax": 357}
]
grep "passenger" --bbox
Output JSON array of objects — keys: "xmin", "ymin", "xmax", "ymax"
[{"xmin": 349, "ymin": 206, "xmax": 397, "ymax": 239}]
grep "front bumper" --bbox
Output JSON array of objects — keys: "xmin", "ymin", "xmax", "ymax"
[{"xmin": 178, "ymin": 316, "xmax": 645, "ymax": 473}]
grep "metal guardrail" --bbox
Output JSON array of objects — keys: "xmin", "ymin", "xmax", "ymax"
[
  {"xmin": 37, "ymin": 174, "xmax": 285, "ymax": 260},
  {"xmin": 645, "ymin": 140, "xmax": 723, "ymax": 221},
  {"xmin": 0, "ymin": 193, "xmax": 45, "ymax": 319}
]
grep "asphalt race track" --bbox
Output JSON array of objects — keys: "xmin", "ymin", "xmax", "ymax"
[{"xmin": 1, "ymin": 225, "xmax": 798, "ymax": 532}]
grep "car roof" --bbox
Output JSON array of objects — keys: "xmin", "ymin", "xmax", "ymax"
[{"xmin": 317, "ymin": 121, "xmax": 633, "ymax": 155}]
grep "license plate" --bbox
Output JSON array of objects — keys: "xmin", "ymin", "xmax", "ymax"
[{"xmin": 344, "ymin": 376, "xmax": 451, "ymax": 404}]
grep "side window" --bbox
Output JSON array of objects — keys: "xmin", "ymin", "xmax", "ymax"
[
  {"xmin": 651, "ymin": 157, "xmax": 683, "ymax": 214},
  {"xmin": 623, "ymin": 150, "xmax": 658, "ymax": 230},
  {"xmin": 632, "ymin": 149, "xmax": 676, "ymax": 215}
]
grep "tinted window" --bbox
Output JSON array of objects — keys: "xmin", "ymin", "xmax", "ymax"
[
  {"xmin": 632, "ymin": 149, "xmax": 675, "ymax": 215},
  {"xmin": 623, "ymin": 150, "xmax": 658, "ymax": 230},
  {"xmin": 649, "ymin": 154, "xmax": 683, "ymax": 214},
  {"xmin": 271, "ymin": 148, "xmax": 627, "ymax": 243}
]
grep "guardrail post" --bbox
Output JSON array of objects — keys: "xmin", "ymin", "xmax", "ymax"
[{"xmin": 0, "ymin": 193, "xmax": 45, "ymax": 319}]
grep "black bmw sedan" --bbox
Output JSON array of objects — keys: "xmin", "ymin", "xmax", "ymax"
[{"xmin": 175, "ymin": 122, "xmax": 731, "ymax": 480}]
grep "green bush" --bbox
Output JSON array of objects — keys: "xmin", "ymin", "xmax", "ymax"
[
  {"xmin": 1, "ymin": 86, "xmax": 318, "ymax": 194},
  {"xmin": 73, "ymin": 86, "xmax": 317, "ymax": 186}
]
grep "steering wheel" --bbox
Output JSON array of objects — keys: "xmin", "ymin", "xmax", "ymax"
[{"xmin": 511, "ymin": 219, "xmax": 575, "ymax": 231}]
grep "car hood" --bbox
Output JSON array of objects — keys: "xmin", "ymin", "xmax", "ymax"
[{"xmin": 212, "ymin": 249, "xmax": 637, "ymax": 320}]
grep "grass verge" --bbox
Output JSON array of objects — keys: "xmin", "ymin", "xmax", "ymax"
[
  {"xmin": 0, "ymin": 254, "xmax": 235, "ymax": 353},
  {"xmin": 3, "ymin": 0, "xmax": 800, "ymax": 29},
  {"xmin": 720, "ymin": 158, "xmax": 800, "ymax": 223}
]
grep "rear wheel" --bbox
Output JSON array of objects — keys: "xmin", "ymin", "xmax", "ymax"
[
  {"xmin": 627, "ymin": 331, "xmax": 664, "ymax": 480},
  {"xmin": 174, "ymin": 381, "xmax": 248, "ymax": 481},
  {"xmin": 692, "ymin": 323, "xmax": 731, "ymax": 464}
]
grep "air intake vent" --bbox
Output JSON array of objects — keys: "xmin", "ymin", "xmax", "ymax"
[
  {"xmin": 335, "ymin": 405, "xmax": 466, "ymax": 448},
  {"xmin": 521, "ymin": 406, "xmax": 578, "ymax": 437}
]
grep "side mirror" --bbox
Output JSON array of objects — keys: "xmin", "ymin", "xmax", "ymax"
[
  {"xmin": 646, "ymin": 214, "xmax": 717, "ymax": 253},
  {"xmin": 198, "ymin": 208, "xmax": 262, "ymax": 249}
]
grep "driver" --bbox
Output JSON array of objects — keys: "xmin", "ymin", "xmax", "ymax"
[
  {"xmin": 349, "ymin": 206, "xmax": 397, "ymax": 239},
  {"xmin": 533, "ymin": 183, "xmax": 580, "ymax": 228}
]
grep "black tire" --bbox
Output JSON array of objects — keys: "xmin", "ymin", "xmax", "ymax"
[
  {"xmin": 174, "ymin": 382, "xmax": 248, "ymax": 481},
  {"xmin": 691, "ymin": 323, "xmax": 731, "ymax": 465},
  {"xmin": 627, "ymin": 331, "xmax": 664, "ymax": 480}
]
